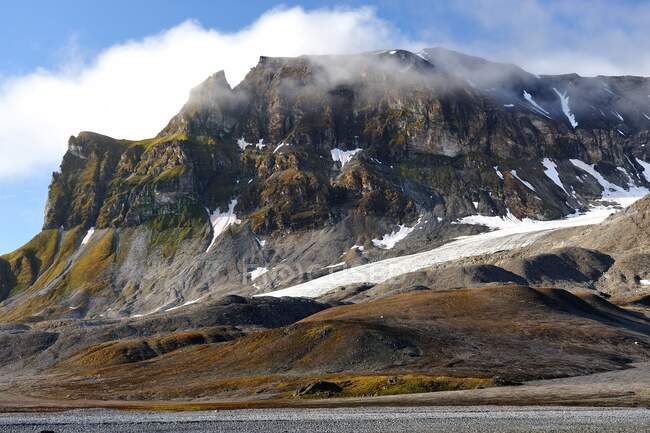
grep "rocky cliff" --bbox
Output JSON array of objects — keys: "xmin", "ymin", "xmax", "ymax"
[{"xmin": 2, "ymin": 47, "xmax": 650, "ymax": 321}]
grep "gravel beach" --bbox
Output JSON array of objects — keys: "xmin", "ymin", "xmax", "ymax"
[{"xmin": 1, "ymin": 406, "xmax": 649, "ymax": 433}]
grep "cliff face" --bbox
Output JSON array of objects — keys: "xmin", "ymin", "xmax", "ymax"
[
  {"xmin": 43, "ymin": 49, "xmax": 650, "ymax": 233},
  {"xmin": 3, "ymin": 47, "xmax": 650, "ymax": 321}
]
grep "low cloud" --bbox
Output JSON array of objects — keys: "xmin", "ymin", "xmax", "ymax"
[
  {"xmin": 2, "ymin": 2, "xmax": 650, "ymax": 180},
  {"xmin": 0, "ymin": 6, "xmax": 420, "ymax": 179},
  {"xmin": 443, "ymin": 0, "xmax": 650, "ymax": 77}
]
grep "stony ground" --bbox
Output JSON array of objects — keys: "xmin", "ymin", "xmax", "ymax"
[{"xmin": 0, "ymin": 407, "xmax": 648, "ymax": 433}]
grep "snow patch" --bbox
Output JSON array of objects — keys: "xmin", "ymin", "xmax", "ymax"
[
  {"xmin": 165, "ymin": 297, "xmax": 204, "ymax": 312},
  {"xmin": 250, "ymin": 267, "xmax": 269, "ymax": 281},
  {"xmin": 81, "ymin": 227, "xmax": 95, "ymax": 246},
  {"xmin": 635, "ymin": 158, "xmax": 650, "ymax": 182},
  {"xmin": 640, "ymin": 279, "xmax": 650, "ymax": 286},
  {"xmin": 570, "ymin": 159, "xmax": 649, "ymax": 207},
  {"xmin": 131, "ymin": 305, "xmax": 163, "ymax": 318},
  {"xmin": 542, "ymin": 158, "xmax": 569, "ymax": 195},
  {"xmin": 237, "ymin": 137, "xmax": 252, "ymax": 150},
  {"xmin": 273, "ymin": 142, "xmax": 291, "ymax": 153},
  {"xmin": 238, "ymin": 138, "xmax": 265, "ymax": 150},
  {"xmin": 523, "ymin": 90, "xmax": 551, "ymax": 118},
  {"xmin": 206, "ymin": 199, "xmax": 241, "ymax": 252},
  {"xmin": 494, "ymin": 166, "xmax": 504, "ymax": 180},
  {"xmin": 325, "ymin": 262, "xmax": 346, "ymax": 269},
  {"xmin": 503, "ymin": 104, "xmax": 514, "ymax": 108},
  {"xmin": 330, "ymin": 148, "xmax": 362, "ymax": 169},
  {"xmin": 643, "ymin": 113, "xmax": 650, "ymax": 121},
  {"xmin": 511, "ymin": 170, "xmax": 536, "ymax": 192},
  {"xmin": 553, "ymin": 88, "xmax": 578, "ymax": 128},
  {"xmin": 260, "ymin": 206, "xmax": 621, "ymax": 299},
  {"xmin": 372, "ymin": 219, "xmax": 420, "ymax": 249},
  {"xmin": 613, "ymin": 111, "xmax": 624, "ymax": 122}
]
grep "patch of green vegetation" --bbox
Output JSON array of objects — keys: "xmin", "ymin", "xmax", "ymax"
[
  {"xmin": 335, "ymin": 374, "xmax": 491, "ymax": 397},
  {"xmin": 0, "ymin": 258, "xmax": 16, "ymax": 301},
  {"xmin": 154, "ymin": 165, "xmax": 187, "ymax": 183},
  {"xmin": 31, "ymin": 226, "xmax": 84, "ymax": 290},
  {"xmin": 147, "ymin": 207, "xmax": 206, "ymax": 258},
  {"xmin": 1, "ymin": 230, "xmax": 60, "ymax": 295},
  {"xmin": 60, "ymin": 328, "xmax": 236, "ymax": 369},
  {"xmin": 127, "ymin": 132, "xmax": 188, "ymax": 152},
  {"xmin": 248, "ymin": 206, "xmax": 273, "ymax": 232},
  {"xmin": 67, "ymin": 229, "xmax": 115, "ymax": 291}
]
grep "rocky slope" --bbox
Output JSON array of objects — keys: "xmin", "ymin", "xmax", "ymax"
[{"xmin": 2, "ymin": 47, "xmax": 650, "ymax": 320}]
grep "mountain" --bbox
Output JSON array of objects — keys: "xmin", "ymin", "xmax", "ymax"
[
  {"xmin": 2, "ymin": 47, "xmax": 650, "ymax": 321},
  {"xmin": 1, "ymin": 47, "xmax": 650, "ymax": 408}
]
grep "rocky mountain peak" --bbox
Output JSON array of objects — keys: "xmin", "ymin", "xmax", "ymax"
[{"xmin": 3, "ymin": 47, "xmax": 650, "ymax": 321}]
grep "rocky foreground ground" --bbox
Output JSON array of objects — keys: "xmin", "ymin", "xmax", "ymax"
[{"xmin": 1, "ymin": 406, "xmax": 649, "ymax": 433}]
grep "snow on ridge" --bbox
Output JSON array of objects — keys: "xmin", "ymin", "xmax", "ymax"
[
  {"xmin": 237, "ymin": 137, "xmax": 252, "ymax": 150},
  {"xmin": 260, "ymin": 205, "xmax": 622, "ymax": 299},
  {"xmin": 206, "ymin": 198, "xmax": 241, "ymax": 252},
  {"xmin": 553, "ymin": 88, "xmax": 578, "ymax": 128},
  {"xmin": 494, "ymin": 166, "xmax": 504, "ymax": 180},
  {"xmin": 330, "ymin": 148, "xmax": 362, "ymax": 169},
  {"xmin": 131, "ymin": 305, "xmax": 163, "ymax": 318},
  {"xmin": 273, "ymin": 142, "xmax": 291, "ymax": 153},
  {"xmin": 511, "ymin": 170, "xmax": 536, "ymax": 192},
  {"xmin": 613, "ymin": 111, "xmax": 624, "ymax": 122},
  {"xmin": 238, "ymin": 138, "xmax": 266, "ymax": 150},
  {"xmin": 542, "ymin": 158, "xmax": 569, "ymax": 196},
  {"xmin": 372, "ymin": 218, "xmax": 420, "ymax": 250},
  {"xmin": 635, "ymin": 158, "xmax": 650, "ymax": 182},
  {"xmin": 503, "ymin": 104, "xmax": 514, "ymax": 108},
  {"xmin": 455, "ymin": 210, "xmax": 524, "ymax": 230},
  {"xmin": 569, "ymin": 159, "xmax": 649, "ymax": 207},
  {"xmin": 250, "ymin": 267, "xmax": 269, "ymax": 281},
  {"xmin": 81, "ymin": 227, "xmax": 95, "ymax": 246},
  {"xmin": 165, "ymin": 297, "xmax": 205, "ymax": 312},
  {"xmin": 523, "ymin": 90, "xmax": 551, "ymax": 118}
]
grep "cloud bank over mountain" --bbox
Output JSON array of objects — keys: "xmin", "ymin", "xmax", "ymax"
[
  {"xmin": 0, "ymin": 7, "xmax": 420, "ymax": 178},
  {"xmin": 2, "ymin": 1, "xmax": 650, "ymax": 179}
]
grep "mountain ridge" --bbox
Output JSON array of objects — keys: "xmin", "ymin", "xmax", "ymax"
[{"xmin": 2, "ymin": 46, "xmax": 650, "ymax": 320}]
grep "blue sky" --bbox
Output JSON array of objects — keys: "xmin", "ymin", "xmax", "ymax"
[
  {"xmin": 1, "ymin": 0, "xmax": 649, "ymax": 253},
  {"xmin": 0, "ymin": 1, "xmax": 470, "ymax": 75}
]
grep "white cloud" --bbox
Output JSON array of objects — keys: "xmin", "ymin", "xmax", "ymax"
[
  {"xmin": 0, "ymin": 6, "xmax": 419, "ymax": 179},
  {"xmin": 3, "ymin": 2, "xmax": 650, "ymax": 180},
  {"xmin": 443, "ymin": 0, "xmax": 650, "ymax": 77}
]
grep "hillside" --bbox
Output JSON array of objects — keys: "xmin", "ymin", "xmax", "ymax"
[{"xmin": 2, "ymin": 286, "xmax": 648, "ymax": 401}]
